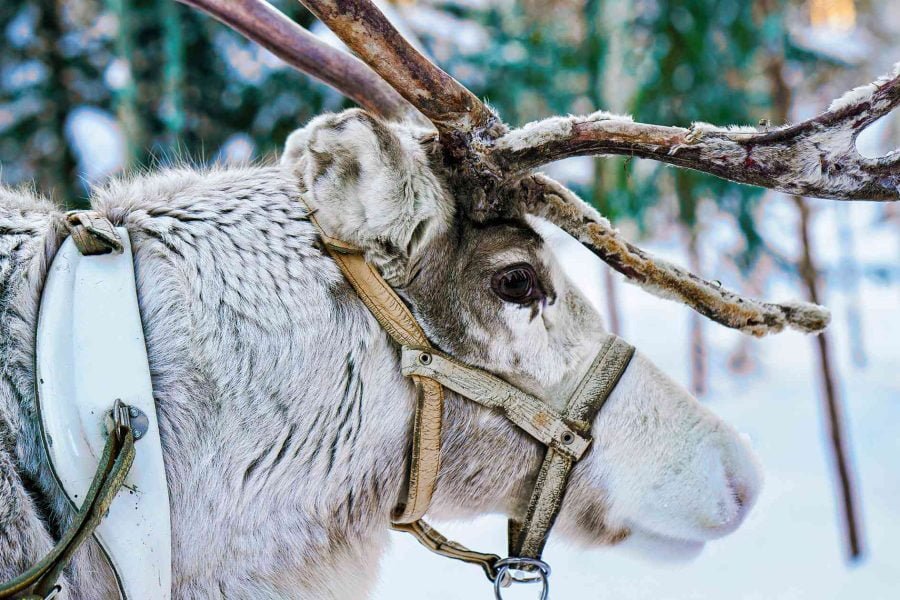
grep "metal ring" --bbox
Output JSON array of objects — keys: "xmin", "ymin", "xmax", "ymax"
[
  {"xmin": 111, "ymin": 398, "xmax": 130, "ymax": 441},
  {"xmin": 418, "ymin": 352, "xmax": 432, "ymax": 365},
  {"xmin": 493, "ymin": 558, "xmax": 550, "ymax": 600},
  {"xmin": 44, "ymin": 585, "xmax": 62, "ymax": 600}
]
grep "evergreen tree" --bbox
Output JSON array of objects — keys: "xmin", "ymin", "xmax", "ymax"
[{"xmin": 0, "ymin": 1, "xmax": 340, "ymax": 204}]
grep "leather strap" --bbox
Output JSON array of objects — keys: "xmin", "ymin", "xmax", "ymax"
[
  {"xmin": 0, "ymin": 421, "xmax": 136, "ymax": 599},
  {"xmin": 64, "ymin": 211, "xmax": 123, "ymax": 256},
  {"xmin": 509, "ymin": 336, "xmax": 634, "ymax": 558},
  {"xmin": 390, "ymin": 520, "xmax": 502, "ymax": 582},
  {"xmin": 395, "ymin": 337, "xmax": 633, "ymax": 576},
  {"xmin": 401, "ymin": 347, "xmax": 591, "ymax": 460},
  {"xmin": 398, "ymin": 376, "xmax": 443, "ymax": 523},
  {"xmin": 302, "ymin": 209, "xmax": 443, "ymax": 524}
]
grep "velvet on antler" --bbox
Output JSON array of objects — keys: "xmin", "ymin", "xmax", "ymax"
[
  {"xmin": 492, "ymin": 64, "xmax": 900, "ymax": 202},
  {"xmin": 520, "ymin": 174, "xmax": 830, "ymax": 336}
]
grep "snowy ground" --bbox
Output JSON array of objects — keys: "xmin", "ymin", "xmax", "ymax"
[{"xmin": 374, "ymin": 201, "xmax": 900, "ymax": 600}]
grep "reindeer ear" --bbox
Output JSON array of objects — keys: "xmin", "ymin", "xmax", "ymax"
[{"xmin": 282, "ymin": 109, "xmax": 452, "ymax": 279}]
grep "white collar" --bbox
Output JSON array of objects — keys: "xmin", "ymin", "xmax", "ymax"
[{"xmin": 37, "ymin": 229, "xmax": 172, "ymax": 600}]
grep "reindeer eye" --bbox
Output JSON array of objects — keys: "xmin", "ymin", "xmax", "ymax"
[{"xmin": 491, "ymin": 264, "xmax": 542, "ymax": 305}]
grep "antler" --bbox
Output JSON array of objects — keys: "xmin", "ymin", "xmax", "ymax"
[
  {"xmin": 492, "ymin": 64, "xmax": 900, "ymax": 202},
  {"xmin": 295, "ymin": 0, "xmax": 498, "ymax": 136},
  {"xmin": 180, "ymin": 0, "xmax": 900, "ymax": 336},
  {"xmin": 177, "ymin": 0, "xmax": 419, "ymax": 123},
  {"xmin": 521, "ymin": 174, "xmax": 830, "ymax": 337}
]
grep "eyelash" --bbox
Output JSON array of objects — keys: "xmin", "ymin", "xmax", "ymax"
[{"xmin": 491, "ymin": 263, "xmax": 544, "ymax": 305}]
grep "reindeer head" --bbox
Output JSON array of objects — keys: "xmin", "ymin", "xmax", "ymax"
[
  {"xmin": 280, "ymin": 107, "xmax": 761, "ymax": 555},
  {"xmin": 184, "ymin": 0, "xmax": 899, "ymax": 571}
]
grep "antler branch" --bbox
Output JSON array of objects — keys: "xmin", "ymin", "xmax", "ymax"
[
  {"xmin": 495, "ymin": 64, "xmax": 900, "ymax": 201},
  {"xmin": 178, "ymin": 0, "xmax": 895, "ymax": 337},
  {"xmin": 178, "ymin": 0, "xmax": 419, "ymax": 122},
  {"xmin": 295, "ymin": 0, "xmax": 496, "ymax": 134},
  {"xmin": 521, "ymin": 174, "xmax": 831, "ymax": 337}
]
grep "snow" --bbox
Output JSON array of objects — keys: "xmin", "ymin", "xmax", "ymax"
[
  {"xmin": 374, "ymin": 202, "xmax": 900, "ymax": 599},
  {"xmin": 543, "ymin": 156, "xmax": 593, "ymax": 187},
  {"xmin": 828, "ymin": 81, "xmax": 878, "ymax": 113},
  {"xmin": 103, "ymin": 58, "xmax": 132, "ymax": 91},
  {"xmin": 497, "ymin": 112, "xmax": 634, "ymax": 154}
]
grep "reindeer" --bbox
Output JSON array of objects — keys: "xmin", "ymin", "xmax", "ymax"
[{"xmin": 0, "ymin": 1, "xmax": 897, "ymax": 598}]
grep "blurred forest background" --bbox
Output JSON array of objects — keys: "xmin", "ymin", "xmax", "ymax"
[{"xmin": 2, "ymin": 0, "xmax": 899, "ymax": 597}]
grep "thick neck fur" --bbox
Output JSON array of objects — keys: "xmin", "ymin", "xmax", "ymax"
[{"xmin": 0, "ymin": 167, "xmax": 542, "ymax": 599}]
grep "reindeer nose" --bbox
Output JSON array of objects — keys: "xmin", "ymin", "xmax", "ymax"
[{"xmin": 703, "ymin": 449, "xmax": 762, "ymax": 538}]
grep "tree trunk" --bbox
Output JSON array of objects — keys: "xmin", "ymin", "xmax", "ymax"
[
  {"xmin": 583, "ymin": 0, "xmax": 623, "ymax": 336},
  {"xmin": 602, "ymin": 266, "xmax": 622, "ymax": 335},
  {"xmin": 767, "ymin": 51, "xmax": 863, "ymax": 561},
  {"xmin": 108, "ymin": 0, "xmax": 146, "ymax": 169},
  {"xmin": 674, "ymin": 170, "xmax": 707, "ymax": 396},
  {"xmin": 686, "ymin": 227, "xmax": 707, "ymax": 396},
  {"xmin": 794, "ymin": 196, "xmax": 864, "ymax": 561},
  {"xmin": 161, "ymin": 0, "xmax": 186, "ymax": 147},
  {"xmin": 590, "ymin": 159, "xmax": 624, "ymax": 335}
]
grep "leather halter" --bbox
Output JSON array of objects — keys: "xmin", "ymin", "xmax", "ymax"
[{"xmin": 303, "ymin": 203, "xmax": 635, "ymax": 593}]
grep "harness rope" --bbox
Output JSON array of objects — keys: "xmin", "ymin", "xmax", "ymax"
[{"xmin": 302, "ymin": 201, "xmax": 635, "ymax": 597}]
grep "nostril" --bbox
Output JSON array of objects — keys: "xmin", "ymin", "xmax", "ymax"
[
  {"xmin": 732, "ymin": 483, "xmax": 747, "ymax": 510},
  {"xmin": 725, "ymin": 473, "xmax": 755, "ymax": 520}
]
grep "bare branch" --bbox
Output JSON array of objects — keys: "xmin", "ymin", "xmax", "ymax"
[
  {"xmin": 521, "ymin": 175, "xmax": 831, "ymax": 337},
  {"xmin": 178, "ymin": 0, "xmax": 419, "ymax": 123},
  {"xmin": 495, "ymin": 64, "xmax": 900, "ymax": 201},
  {"xmin": 295, "ymin": 0, "xmax": 497, "ymax": 134}
]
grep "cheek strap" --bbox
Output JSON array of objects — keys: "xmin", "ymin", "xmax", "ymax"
[{"xmin": 508, "ymin": 336, "xmax": 634, "ymax": 559}]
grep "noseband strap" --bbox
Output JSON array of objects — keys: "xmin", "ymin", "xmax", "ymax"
[
  {"xmin": 509, "ymin": 336, "xmax": 634, "ymax": 559},
  {"xmin": 300, "ymin": 198, "xmax": 635, "ymax": 592}
]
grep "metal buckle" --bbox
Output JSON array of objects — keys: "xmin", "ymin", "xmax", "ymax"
[
  {"xmin": 493, "ymin": 557, "xmax": 550, "ymax": 600},
  {"xmin": 107, "ymin": 399, "xmax": 149, "ymax": 441}
]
